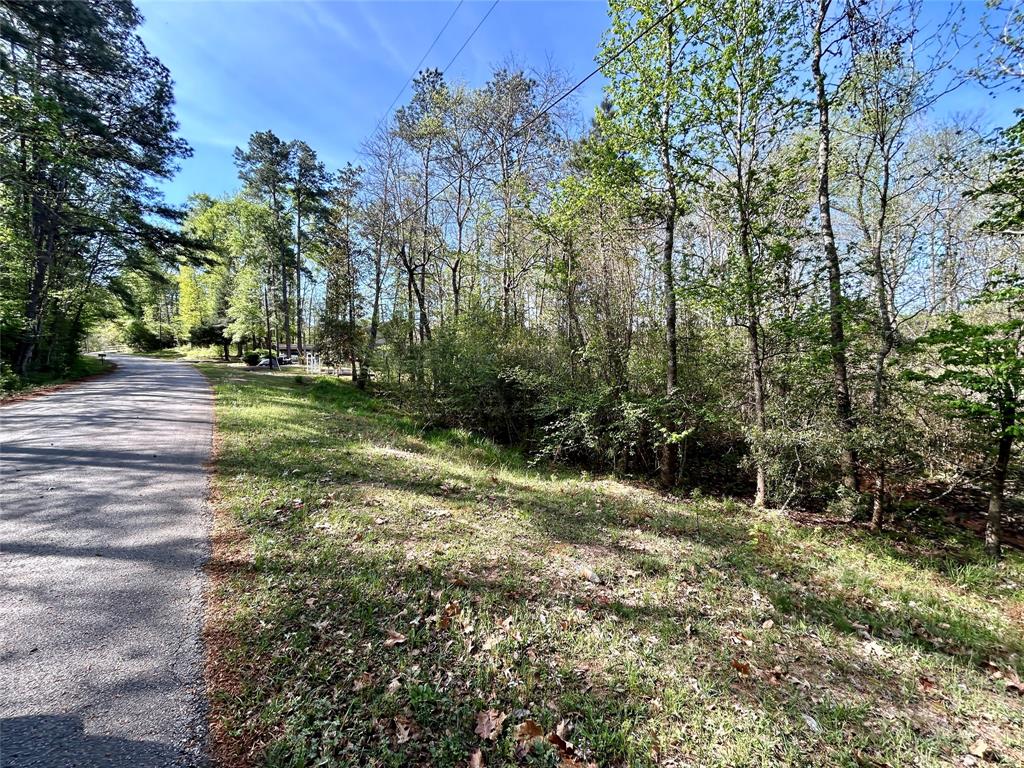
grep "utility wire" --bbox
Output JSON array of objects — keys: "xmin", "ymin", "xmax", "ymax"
[
  {"xmin": 372, "ymin": 0, "xmax": 466, "ymax": 135},
  {"xmin": 440, "ymin": 0, "xmax": 500, "ymax": 74},
  {"xmin": 393, "ymin": 0, "xmax": 684, "ymax": 235}
]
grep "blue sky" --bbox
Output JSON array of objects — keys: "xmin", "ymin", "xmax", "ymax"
[
  {"xmin": 138, "ymin": 0, "xmax": 610, "ymax": 204},
  {"xmin": 137, "ymin": 0, "xmax": 1017, "ymax": 206}
]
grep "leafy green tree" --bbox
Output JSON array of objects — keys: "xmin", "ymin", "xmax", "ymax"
[
  {"xmin": 982, "ymin": 0, "xmax": 1023, "ymax": 82},
  {"xmin": 973, "ymin": 115, "xmax": 1024, "ymax": 237},
  {"xmin": 915, "ymin": 273, "xmax": 1023, "ymax": 556},
  {"xmin": 807, "ymin": 0, "xmax": 859, "ymax": 492},
  {"xmin": 690, "ymin": 0, "xmax": 804, "ymax": 506},
  {"xmin": 226, "ymin": 264, "xmax": 267, "ymax": 352},
  {"xmin": 289, "ymin": 140, "xmax": 331, "ymax": 354},
  {"xmin": 0, "ymin": 0, "xmax": 197, "ymax": 375},
  {"xmin": 318, "ymin": 165, "xmax": 364, "ymax": 375},
  {"xmin": 600, "ymin": 0, "xmax": 696, "ymax": 486},
  {"xmin": 395, "ymin": 69, "xmax": 447, "ymax": 343},
  {"xmin": 177, "ymin": 265, "xmax": 204, "ymax": 338},
  {"xmin": 234, "ymin": 130, "xmax": 294, "ymax": 351}
]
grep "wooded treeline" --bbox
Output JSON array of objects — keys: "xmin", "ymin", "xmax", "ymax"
[
  {"xmin": 2, "ymin": 0, "xmax": 1021, "ymax": 553},
  {"xmin": 0, "ymin": 0, "xmax": 199, "ymax": 377}
]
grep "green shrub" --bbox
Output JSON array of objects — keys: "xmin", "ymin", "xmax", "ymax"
[
  {"xmin": 123, "ymin": 319, "xmax": 162, "ymax": 351},
  {"xmin": 0, "ymin": 361, "xmax": 23, "ymax": 393}
]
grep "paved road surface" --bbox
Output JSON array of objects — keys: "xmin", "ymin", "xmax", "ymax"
[{"xmin": 1, "ymin": 356, "xmax": 212, "ymax": 767}]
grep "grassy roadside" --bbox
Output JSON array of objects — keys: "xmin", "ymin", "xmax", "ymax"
[
  {"xmin": 0, "ymin": 354, "xmax": 115, "ymax": 400},
  {"xmin": 133, "ymin": 344, "xmax": 227, "ymax": 361},
  {"xmin": 199, "ymin": 365, "xmax": 1024, "ymax": 768}
]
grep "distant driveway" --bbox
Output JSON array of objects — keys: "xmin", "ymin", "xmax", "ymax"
[{"xmin": 1, "ymin": 356, "xmax": 212, "ymax": 767}]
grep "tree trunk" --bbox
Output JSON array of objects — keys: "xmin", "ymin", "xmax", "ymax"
[
  {"xmin": 418, "ymin": 264, "xmax": 429, "ymax": 342},
  {"xmin": 17, "ymin": 198, "xmax": 60, "ymax": 374},
  {"xmin": 347, "ymin": 242, "xmax": 357, "ymax": 383},
  {"xmin": 746, "ymin": 283, "xmax": 768, "ymax": 506},
  {"xmin": 401, "ymin": 243, "xmax": 432, "ymax": 342},
  {"xmin": 358, "ymin": 204, "xmax": 388, "ymax": 389},
  {"xmin": 263, "ymin": 274, "xmax": 274, "ymax": 352},
  {"xmin": 420, "ymin": 147, "xmax": 431, "ymax": 343},
  {"xmin": 452, "ymin": 260, "xmax": 462, "ymax": 320},
  {"xmin": 986, "ymin": 403, "xmax": 1015, "ymax": 558},
  {"xmin": 281, "ymin": 262, "xmax": 291, "ymax": 356},
  {"xmin": 406, "ymin": 264, "xmax": 415, "ymax": 347},
  {"xmin": 862, "ymin": 143, "xmax": 894, "ymax": 530},
  {"xmin": 295, "ymin": 208, "xmax": 304, "ymax": 355},
  {"xmin": 359, "ymin": 270, "xmax": 382, "ymax": 389},
  {"xmin": 659, "ymin": 200, "xmax": 679, "ymax": 489},
  {"xmin": 812, "ymin": 0, "xmax": 858, "ymax": 492},
  {"xmin": 658, "ymin": 15, "xmax": 679, "ymax": 490},
  {"xmin": 870, "ymin": 470, "xmax": 885, "ymax": 531},
  {"xmin": 737, "ymin": 176, "xmax": 768, "ymax": 507},
  {"xmin": 453, "ymin": 211, "xmax": 464, "ymax": 319}
]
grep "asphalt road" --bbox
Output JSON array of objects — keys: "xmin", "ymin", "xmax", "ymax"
[{"xmin": 0, "ymin": 356, "xmax": 212, "ymax": 767}]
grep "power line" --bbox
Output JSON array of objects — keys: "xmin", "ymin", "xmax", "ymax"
[
  {"xmin": 373, "ymin": 0, "xmax": 466, "ymax": 135},
  {"xmin": 515, "ymin": 0, "xmax": 685, "ymax": 145},
  {"xmin": 394, "ymin": 0, "xmax": 685, "ymax": 234},
  {"xmin": 440, "ymin": 0, "xmax": 500, "ymax": 74}
]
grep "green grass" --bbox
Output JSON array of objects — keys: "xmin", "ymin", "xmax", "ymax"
[
  {"xmin": 1, "ymin": 354, "xmax": 114, "ymax": 396},
  {"xmin": 200, "ymin": 365, "xmax": 1024, "ymax": 768},
  {"xmin": 134, "ymin": 344, "xmax": 226, "ymax": 361}
]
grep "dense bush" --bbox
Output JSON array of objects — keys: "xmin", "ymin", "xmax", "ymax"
[
  {"xmin": 0, "ymin": 361, "xmax": 22, "ymax": 393},
  {"xmin": 385, "ymin": 308, "xmax": 756, "ymax": 492},
  {"xmin": 418, "ymin": 310, "xmax": 547, "ymax": 444},
  {"xmin": 122, "ymin": 319, "xmax": 163, "ymax": 352},
  {"xmin": 189, "ymin": 322, "xmax": 230, "ymax": 359}
]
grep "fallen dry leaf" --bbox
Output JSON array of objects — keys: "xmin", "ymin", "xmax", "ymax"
[
  {"xmin": 395, "ymin": 714, "xmax": 418, "ymax": 744},
  {"xmin": 762, "ymin": 665, "xmax": 784, "ymax": 685},
  {"xmin": 468, "ymin": 750, "xmax": 484, "ymax": 768},
  {"xmin": 730, "ymin": 658, "xmax": 751, "ymax": 676},
  {"xmin": 555, "ymin": 719, "xmax": 572, "ymax": 741},
  {"xmin": 514, "ymin": 719, "xmax": 544, "ymax": 758},
  {"xmin": 1003, "ymin": 668, "xmax": 1024, "ymax": 695},
  {"xmin": 384, "ymin": 629, "xmax": 407, "ymax": 647},
  {"xmin": 862, "ymin": 639, "xmax": 887, "ymax": 658},
  {"xmin": 475, "ymin": 709, "xmax": 507, "ymax": 741},
  {"xmin": 968, "ymin": 739, "xmax": 995, "ymax": 760},
  {"xmin": 546, "ymin": 721, "xmax": 578, "ymax": 765}
]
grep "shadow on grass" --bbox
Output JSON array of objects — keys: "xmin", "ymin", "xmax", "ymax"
[{"xmin": 201, "ymin": 367, "xmax": 1024, "ymax": 767}]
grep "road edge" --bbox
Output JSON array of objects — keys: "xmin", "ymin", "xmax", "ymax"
[
  {"xmin": 0, "ymin": 359, "xmax": 118, "ymax": 407},
  {"xmin": 195, "ymin": 364, "xmax": 257, "ymax": 768}
]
